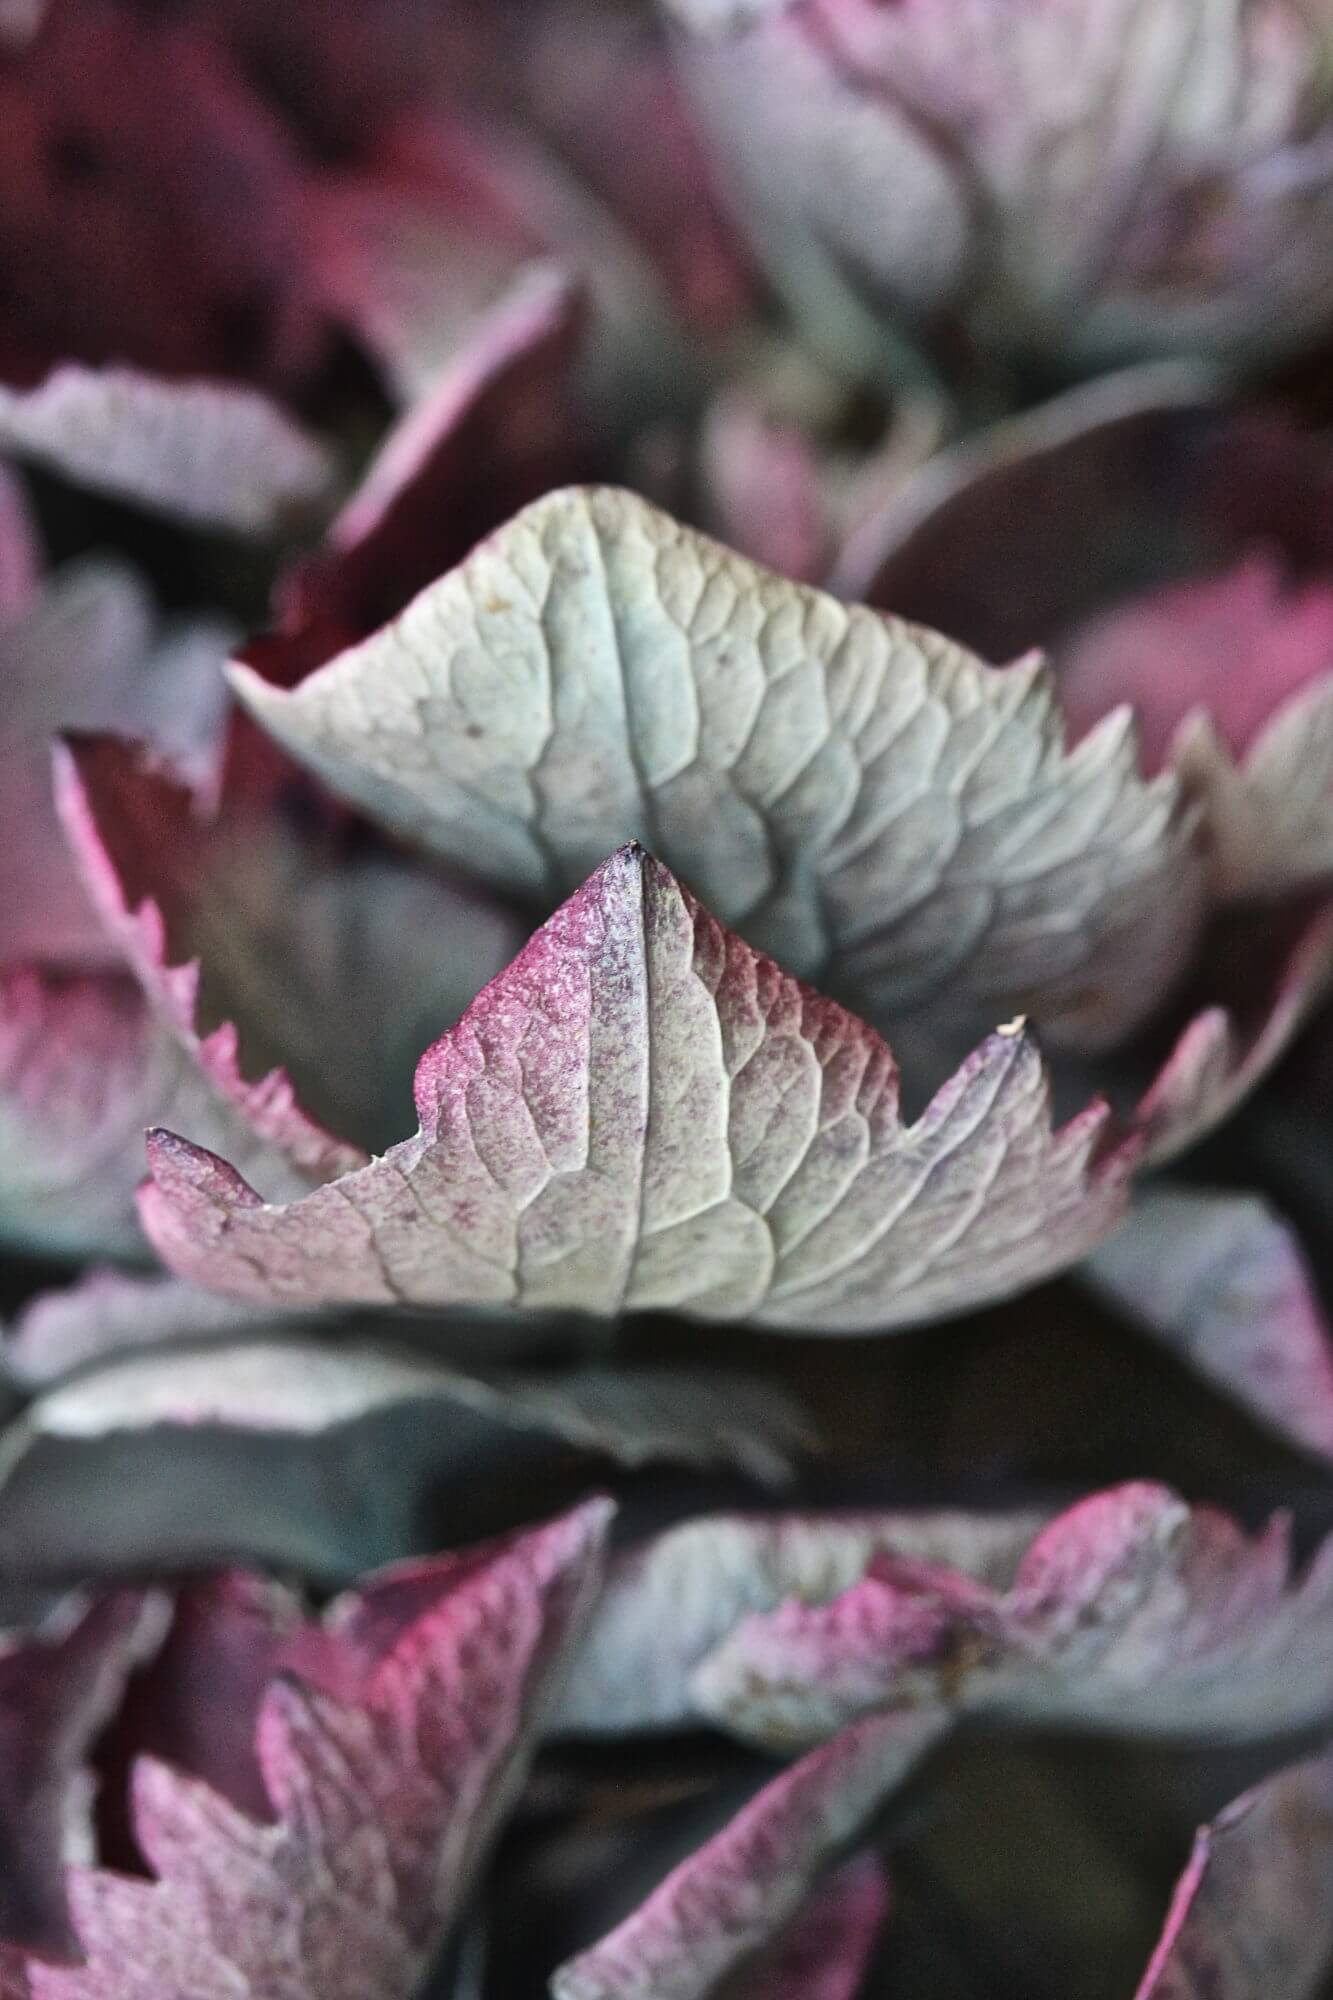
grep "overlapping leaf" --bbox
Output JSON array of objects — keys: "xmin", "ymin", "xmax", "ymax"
[
  {"xmin": 552, "ymin": 1711, "xmax": 940, "ymax": 2000},
  {"xmin": 692, "ymin": 1483, "xmax": 1333, "ymax": 1750},
  {"xmin": 231, "ymin": 485, "xmax": 1203, "ymax": 1051},
  {"xmin": 138, "ymin": 844, "xmax": 1136, "ymax": 1328},
  {"xmin": 56, "ymin": 736, "xmax": 521, "ymax": 1174},
  {"xmin": 18, "ymin": 1503, "xmax": 610, "ymax": 2000},
  {"xmin": 662, "ymin": 0, "xmax": 1333, "ymax": 374},
  {"xmin": 0, "ymin": 1592, "xmax": 165, "ymax": 1955}
]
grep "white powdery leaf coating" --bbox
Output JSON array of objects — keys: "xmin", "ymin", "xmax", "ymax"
[
  {"xmin": 1172, "ymin": 677, "xmax": 1333, "ymax": 903},
  {"xmin": 0, "ymin": 367, "xmax": 332, "ymax": 532},
  {"xmin": 230, "ymin": 485, "xmax": 1202, "ymax": 1049},
  {"xmin": 557, "ymin": 1507, "xmax": 1045, "ymax": 1733},
  {"xmin": 138, "ymin": 845, "xmax": 1136, "ymax": 1331},
  {"xmin": 1087, "ymin": 1184, "xmax": 1333, "ymax": 1462},
  {"xmin": 664, "ymin": 0, "xmax": 1333, "ymax": 374},
  {"xmin": 1134, "ymin": 1746, "xmax": 1333, "ymax": 1999},
  {"xmin": 551, "ymin": 1710, "xmax": 941, "ymax": 2000},
  {"xmin": 692, "ymin": 1482, "xmax": 1333, "ymax": 1752},
  {"xmin": 30, "ymin": 1503, "xmax": 611, "ymax": 2000}
]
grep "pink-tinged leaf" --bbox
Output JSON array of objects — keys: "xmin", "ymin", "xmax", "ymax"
[
  {"xmin": 56, "ymin": 734, "xmax": 524, "ymax": 1166},
  {"xmin": 97, "ymin": 1572, "xmax": 308, "ymax": 1829},
  {"xmin": 1061, "ymin": 553, "xmax": 1333, "ymax": 778},
  {"xmin": 729, "ymin": 1853, "xmax": 889, "ymax": 2000},
  {"xmin": 0, "ymin": 1, "xmax": 325, "ymax": 390},
  {"xmin": 691, "ymin": 1482, "xmax": 1333, "ymax": 1752},
  {"xmin": 28, "ymin": 1503, "xmax": 611, "ymax": 2000},
  {"xmin": 230, "ymin": 484, "xmax": 1203, "ymax": 1050},
  {"xmin": 1131, "ymin": 903, "xmax": 1333, "ymax": 1167},
  {"xmin": 0, "ymin": 967, "xmax": 313, "ymax": 1259},
  {"xmin": 839, "ymin": 371, "xmax": 1333, "ymax": 659},
  {"xmin": 841, "ymin": 373, "xmax": 1333, "ymax": 920},
  {"xmin": 312, "ymin": 112, "xmax": 686, "ymax": 418},
  {"xmin": 551, "ymin": 1710, "xmax": 941, "ymax": 2000},
  {"xmin": 1060, "ymin": 557, "xmax": 1333, "ymax": 902},
  {"xmin": 0, "ymin": 460, "xmax": 37, "ymax": 616},
  {"xmin": 274, "ymin": 261, "xmax": 586, "ymax": 655},
  {"xmin": 4, "ymin": 1271, "xmax": 270, "ymax": 1387},
  {"xmin": 310, "ymin": 171, "xmax": 536, "ymax": 407},
  {"xmin": 698, "ymin": 362, "xmax": 945, "ymax": 586},
  {"xmin": 665, "ymin": 0, "xmax": 1333, "ymax": 374},
  {"xmin": 1087, "ymin": 1185, "xmax": 1333, "ymax": 1462},
  {"xmin": 1135, "ymin": 1747, "xmax": 1333, "ymax": 2000},
  {"xmin": 55, "ymin": 741, "xmax": 365, "ymax": 1183},
  {"xmin": 0, "ymin": 1592, "xmax": 166, "ymax": 1954},
  {"xmin": 0, "ymin": 368, "xmax": 331, "ymax": 532},
  {"xmin": 138, "ymin": 844, "xmax": 1137, "ymax": 1329},
  {"xmin": 558, "ymin": 1508, "xmax": 1045, "ymax": 1735},
  {"xmin": 1, "ymin": 562, "xmax": 228, "ymax": 970},
  {"xmin": 517, "ymin": 1, "xmax": 757, "ymax": 341}
]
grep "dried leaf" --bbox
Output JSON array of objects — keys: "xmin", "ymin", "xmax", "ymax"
[{"xmin": 558, "ymin": 1507, "xmax": 1044, "ymax": 1734}]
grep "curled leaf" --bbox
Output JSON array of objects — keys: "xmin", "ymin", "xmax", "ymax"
[
  {"xmin": 0, "ymin": 968, "xmax": 312, "ymax": 1259},
  {"xmin": 558, "ymin": 1507, "xmax": 1045, "ymax": 1734},
  {"xmin": 0, "ymin": 1592, "xmax": 166, "ymax": 1955},
  {"xmin": 2, "ymin": 561, "xmax": 227, "ymax": 971},
  {"xmin": 664, "ymin": 0, "xmax": 1333, "ymax": 374},
  {"xmin": 24, "ymin": 1504, "xmax": 611, "ymax": 2000},
  {"xmin": 692, "ymin": 1482, "xmax": 1333, "ymax": 1751},
  {"xmin": 1135, "ymin": 1747, "xmax": 1333, "ymax": 2000}
]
